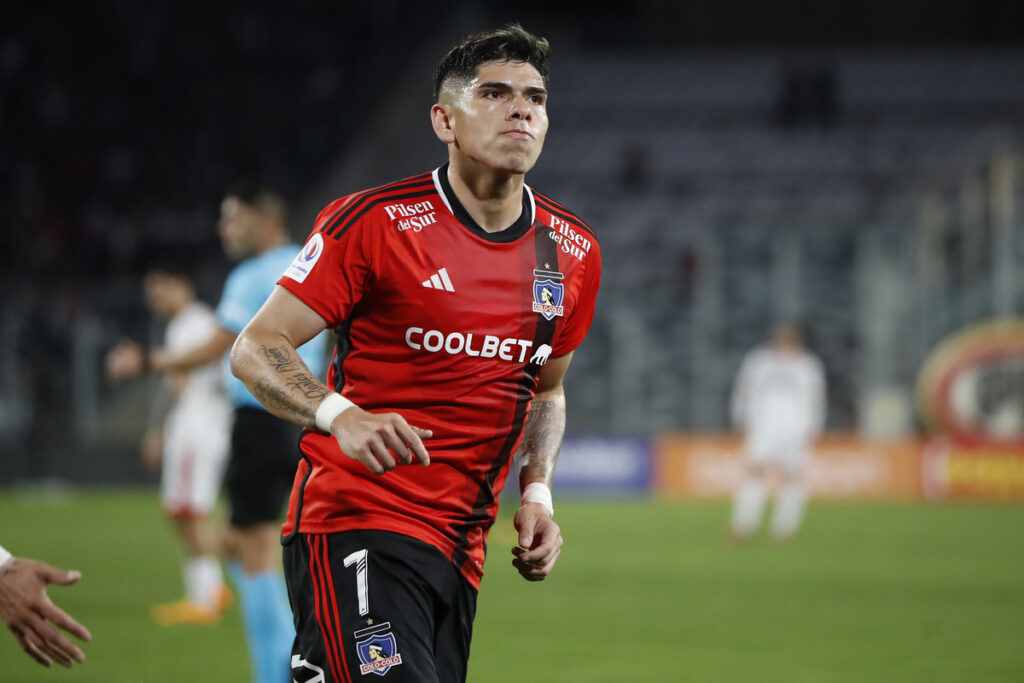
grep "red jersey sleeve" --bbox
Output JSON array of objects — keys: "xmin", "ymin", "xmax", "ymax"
[
  {"xmin": 552, "ymin": 239, "xmax": 602, "ymax": 356},
  {"xmin": 277, "ymin": 197, "xmax": 378, "ymax": 327}
]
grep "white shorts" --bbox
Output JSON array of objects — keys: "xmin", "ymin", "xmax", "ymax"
[
  {"xmin": 161, "ymin": 409, "xmax": 231, "ymax": 517},
  {"xmin": 745, "ymin": 432, "xmax": 810, "ymax": 472}
]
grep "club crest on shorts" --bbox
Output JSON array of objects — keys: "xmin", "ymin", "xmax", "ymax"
[
  {"xmin": 354, "ymin": 622, "xmax": 403, "ymax": 676},
  {"xmin": 532, "ymin": 271, "xmax": 565, "ymax": 321}
]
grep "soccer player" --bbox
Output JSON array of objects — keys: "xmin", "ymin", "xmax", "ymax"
[
  {"xmin": 106, "ymin": 257, "xmax": 231, "ymax": 624},
  {"xmin": 229, "ymin": 24, "xmax": 600, "ymax": 683},
  {"xmin": 0, "ymin": 544, "xmax": 90, "ymax": 668},
  {"xmin": 109, "ymin": 189, "xmax": 328, "ymax": 683},
  {"xmin": 729, "ymin": 322, "xmax": 827, "ymax": 542}
]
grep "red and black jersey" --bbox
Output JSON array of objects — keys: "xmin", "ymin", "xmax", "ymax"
[{"xmin": 277, "ymin": 164, "xmax": 601, "ymax": 588}]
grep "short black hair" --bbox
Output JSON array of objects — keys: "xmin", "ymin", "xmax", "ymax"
[
  {"xmin": 223, "ymin": 177, "xmax": 287, "ymax": 222},
  {"xmin": 433, "ymin": 24, "xmax": 550, "ymax": 102},
  {"xmin": 142, "ymin": 248, "xmax": 195, "ymax": 282}
]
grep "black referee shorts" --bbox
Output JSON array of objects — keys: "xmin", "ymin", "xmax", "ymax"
[
  {"xmin": 285, "ymin": 530, "xmax": 478, "ymax": 683},
  {"xmin": 224, "ymin": 406, "xmax": 303, "ymax": 527}
]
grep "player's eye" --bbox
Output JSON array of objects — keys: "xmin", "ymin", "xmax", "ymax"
[{"xmin": 483, "ymin": 90, "xmax": 500, "ymax": 99}]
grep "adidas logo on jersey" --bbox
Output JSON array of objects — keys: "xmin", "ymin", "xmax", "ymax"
[{"xmin": 421, "ymin": 267, "xmax": 455, "ymax": 293}]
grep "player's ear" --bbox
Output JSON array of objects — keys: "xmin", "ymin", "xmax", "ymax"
[{"xmin": 431, "ymin": 103, "xmax": 456, "ymax": 145}]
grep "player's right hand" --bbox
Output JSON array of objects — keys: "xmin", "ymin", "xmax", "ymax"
[
  {"xmin": 329, "ymin": 407, "xmax": 431, "ymax": 475},
  {"xmin": 105, "ymin": 340, "xmax": 144, "ymax": 382},
  {"xmin": 0, "ymin": 558, "xmax": 91, "ymax": 668}
]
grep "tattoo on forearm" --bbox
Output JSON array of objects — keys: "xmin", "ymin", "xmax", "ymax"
[
  {"xmin": 252, "ymin": 377, "xmax": 308, "ymax": 420},
  {"xmin": 253, "ymin": 345, "xmax": 330, "ymax": 427},
  {"xmin": 263, "ymin": 345, "xmax": 301, "ymax": 373},
  {"xmin": 285, "ymin": 373, "xmax": 329, "ymax": 400},
  {"xmin": 519, "ymin": 397, "xmax": 566, "ymax": 486}
]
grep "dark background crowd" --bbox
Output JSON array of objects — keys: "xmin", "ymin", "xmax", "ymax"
[{"xmin": 2, "ymin": 0, "xmax": 1022, "ymax": 482}]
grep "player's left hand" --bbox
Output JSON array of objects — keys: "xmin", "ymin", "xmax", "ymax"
[{"xmin": 511, "ymin": 503, "xmax": 563, "ymax": 582}]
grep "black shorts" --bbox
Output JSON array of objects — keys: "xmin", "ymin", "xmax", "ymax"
[
  {"xmin": 284, "ymin": 530, "xmax": 477, "ymax": 683},
  {"xmin": 224, "ymin": 406, "xmax": 303, "ymax": 527}
]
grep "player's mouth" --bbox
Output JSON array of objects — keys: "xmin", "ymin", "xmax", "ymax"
[{"xmin": 502, "ymin": 129, "xmax": 534, "ymax": 141}]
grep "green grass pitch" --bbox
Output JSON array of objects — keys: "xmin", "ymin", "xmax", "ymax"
[{"xmin": 1, "ymin": 489, "xmax": 1022, "ymax": 682}]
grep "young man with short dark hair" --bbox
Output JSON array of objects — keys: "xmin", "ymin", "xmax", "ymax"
[{"xmin": 231, "ymin": 24, "xmax": 601, "ymax": 682}]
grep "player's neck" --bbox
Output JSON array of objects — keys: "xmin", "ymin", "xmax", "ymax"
[
  {"xmin": 255, "ymin": 231, "xmax": 289, "ymax": 255},
  {"xmin": 445, "ymin": 161, "xmax": 524, "ymax": 233}
]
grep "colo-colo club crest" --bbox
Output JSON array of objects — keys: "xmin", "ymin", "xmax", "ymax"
[
  {"xmin": 532, "ymin": 269, "xmax": 565, "ymax": 321},
  {"xmin": 354, "ymin": 622, "xmax": 403, "ymax": 676}
]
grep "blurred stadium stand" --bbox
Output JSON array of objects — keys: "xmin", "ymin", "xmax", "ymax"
[
  {"xmin": 528, "ymin": 50, "xmax": 1024, "ymax": 437},
  {"xmin": 2, "ymin": 2, "xmax": 1022, "ymax": 482}
]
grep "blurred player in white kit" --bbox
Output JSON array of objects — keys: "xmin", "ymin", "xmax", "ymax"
[
  {"xmin": 107, "ymin": 258, "xmax": 232, "ymax": 623},
  {"xmin": 729, "ymin": 322, "xmax": 826, "ymax": 541}
]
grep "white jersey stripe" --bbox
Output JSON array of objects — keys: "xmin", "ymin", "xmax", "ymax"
[
  {"xmin": 431, "ymin": 167, "xmax": 455, "ymax": 216},
  {"xmin": 524, "ymin": 184, "xmax": 536, "ymax": 225}
]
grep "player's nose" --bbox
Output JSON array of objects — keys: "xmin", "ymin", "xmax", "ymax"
[{"xmin": 506, "ymin": 95, "xmax": 531, "ymax": 121}]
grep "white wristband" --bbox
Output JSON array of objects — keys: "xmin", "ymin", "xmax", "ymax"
[
  {"xmin": 0, "ymin": 544, "xmax": 12, "ymax": 571},
  {"xmin": 521, "ymin": 482, "xmax": 554, "ymax": 518},
  {"xmin": 315, "ymin": 392, "xmax": 355, "ymax": 432}
]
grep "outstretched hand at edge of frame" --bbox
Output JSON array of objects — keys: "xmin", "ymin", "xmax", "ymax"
[{"xmin": 0, "ymin": 557, "xmax": 91, "ymax": 668}]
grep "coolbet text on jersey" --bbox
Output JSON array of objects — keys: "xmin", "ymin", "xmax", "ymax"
[{"xmin": 277, "ymin": 165, "xmax": 601, "ymax": 588}]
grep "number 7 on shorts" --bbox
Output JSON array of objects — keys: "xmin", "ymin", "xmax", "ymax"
[{"xmin": 343, "ymin": 549, "xmax": 369, "ymax": 616}]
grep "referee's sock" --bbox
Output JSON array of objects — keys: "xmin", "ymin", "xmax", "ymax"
[
  {"xmin": 236, "ymin": 570, "xmax": 295, "ymax": 683},
  {"xmin": 227, "ymin": 559, "xmax": 245, "ymax": 596}
]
